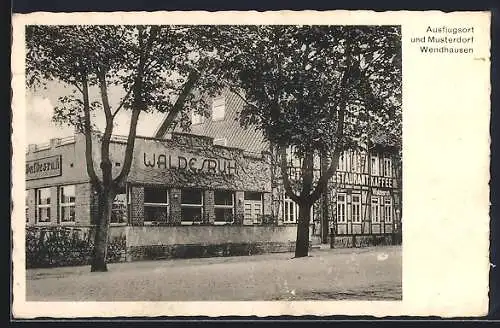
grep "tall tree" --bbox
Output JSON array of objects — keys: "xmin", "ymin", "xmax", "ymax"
[
  {"xmin": 221, "ymin": 25, "xmax": 402, "ymax": 257},
  {"xmin": 26, "ymin": 25, "xmax": 226, "ymax": 271}
]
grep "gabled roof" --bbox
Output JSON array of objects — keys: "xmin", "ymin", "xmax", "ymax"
[{"xmin": 156, "ymin": 89, "xmax": 269, "ymax": 154}]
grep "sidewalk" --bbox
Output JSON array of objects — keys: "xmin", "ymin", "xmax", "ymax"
[{"xmin": 26, "ymin": 246, "xmax": 402, "ymax": 301}]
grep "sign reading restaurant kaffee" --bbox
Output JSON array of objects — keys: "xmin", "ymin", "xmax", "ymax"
[{"xmin": 26, "ymin": 155, "xmax": 62, "ymax": 180}]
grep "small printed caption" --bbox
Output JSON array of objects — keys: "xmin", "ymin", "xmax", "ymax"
[{"xmin": 411, "ymin": 26, "xmax": 475, "ymax": 54}]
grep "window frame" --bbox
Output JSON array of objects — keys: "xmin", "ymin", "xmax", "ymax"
[
  {"xmin": 181, "ymin": 189, "xmax": 204, "ymax": 225},
  {"xmin": 351, "ymin": 193, "xmax": 362, "ymax": 223},
  {"xmin": 59, "ymin": 185, "xmax": 76, "ymax": 224},
  {"xmin": 211, "ymin": 96, "xmax": 226, "ymax": 121},
  {"xmin": 214, "ymin": 190, "xmax": 235, "ymax": 225},
  {"xmin": 244, "ymin": 191, "xmax": 263, "ymax": 224},
  {"xmin": 384, "ymin": 196, "xmax": 393, "ymax": 223},
  {"xmin": 213, "ymin": 138, "xmax": 227, "ymax": 147},
  {"xmin": 191, "ymin": 111, "xmax": 205, "ymax": 125},
  {"xmin": 36, "ymin": 187, "xmax": 52, "ymax": 225},
  {"xmin": 371, "ymin": 196, "xmax": 381, "ymax": 223},
  {"xmin": 383, "ymin": 157, "xmax": 392, "ymax": 177},
  {"xmin": 283, "ymin": 195, "xmax": 298, "ymax": 223},
  {"xmin": 143, "ymin": 186, "xmax": 169, "ymax": 225},
  {"xmin": 111, "ymin": 186, "xmax": 129, "ymax": 225},
  {"xmin": 336, "ymin": 193, "xmax": 347, "ymax": 223},
  {"xmin": 371, "ymin": 154, "xmax": 379, "ymax": 176}
]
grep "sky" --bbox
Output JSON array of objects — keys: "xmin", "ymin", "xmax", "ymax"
[{"xmin": 26, "ymin": 81, "xmax": 167, "ymax": 145}]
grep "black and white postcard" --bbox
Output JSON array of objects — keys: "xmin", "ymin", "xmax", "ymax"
[{"xmin": 11, "ymin": 10, "xmax": 491, "ymax": 318}]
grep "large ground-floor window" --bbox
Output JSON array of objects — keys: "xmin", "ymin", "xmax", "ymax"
[
  {"xmin": 384, "ymin": 196, "xmax": 393, "ymax": 223},
  {"xmin": 181, "ymin": 189, "xmax": 203, "ymax": 224},
  {"xmin": 283, "ymin": 195, "xmax": 298, "ymax": 223},
  {"xmin": 214, "ymin": 190, "xmax": 234, "ymax": 224},
  {"xmin": 36, "ymin": 187, "xmax": 51, "ymax": 224},
  {"xmin": 336, "ymin": 193, "xmax": 347, "ymax": 223},
  {"xmin": 371, "ymin": 196, "xmax": 380, "ymax": 223},
  {"xmin": 144, "ymin": 186, "xmax": 169, "ymax": 224},
  {"xmin": 111, "ymin": 187, "xmax": 128, "ymax": 224},
  {"xmin": 59, "ymin": 185, "xmax": 76, "ymax": 223},
  {"xmin": 351, "ymin": 193, "xmax": 362, "ymax": 223}
]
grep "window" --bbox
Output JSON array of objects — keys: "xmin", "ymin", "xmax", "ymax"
[
  {"xmin": 371, "ymin": 196, "xmax": 380, "ymax": 223},
  {"xmin": 360, "ymin": 153, "xmax": 368, "ymax": 173},
  {"xmin": 191, "ymin": 111, "xmax": 205, "ymax": 125},
  {"xmin": 351, "ymin": 194, "xmax": 361, "ymax": 223},
  {"xmin": 352, "ymin": 152, "xmax": 361, "ymax": 173},
  {"xmin": 211, "ymin": 96, "xmax": 226, "ymax": 121},
  {"xmin": 214, "ymin": 190, "xmax": 234, "ymax": 224},
  {"xmin": 384, "ymin": 197, "xmax": 393, "ymax": 223},
  {"xmin": 25, "ymin": 190, "xmax": 29, "ymax": 223},
  {"xmin": 338, "ymin": 152, "xmax": 346, "ymax": 171},
  {"xmin": 111, "ymin": 187, "xmax": 128, "ymax": 224},
  {"xmin": 336, "ymin": 193, "xmax": 347, "ymax": 223},
  {"xmin": 144, "ymin": 187, "xmax": 169, "ymax": 224},
  {"xmin": 283, "ymin": 195, "xmax": 299, "ymax": 223},
  {"xmin": 213, "ymin": 138, "xmax": 227, "ymax": 147},
  {"xmin": 371, "ymin": 155, "xmax": 379, "ymax": 176},
  {"xmin": 36, "ymin": 187, "xmax": 51, "ymax": 223},
  {"xmin": 181, "ymin": 189, "xmax": 203, "ymax": 224},
  {"xmin": 383, "ymin": 157, "xmax": 392, "ymax": 177},
  {"xmin": 244, "ymin": 191, "xmax": 263, "ymax": 224},
  {"xmin": 59, "ymin": 185, "xmax": 76, "ymax": 223}
]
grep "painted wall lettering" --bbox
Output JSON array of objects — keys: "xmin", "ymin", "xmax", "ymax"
[
  {"xmin": 26, "ymin": 155, "xmax": 62, "ymax": 180},
  {"xmin": 334, "ymin": 171, "xmax": 396, "ymax": 189},
  {"xmin": 143, "ymin": 152, "xmax": 237, "ymax": 176}
]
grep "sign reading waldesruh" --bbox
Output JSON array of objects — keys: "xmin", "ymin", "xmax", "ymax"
[
  {"xmin": 142, "ymin": 152, "xmax": 237, "ymax": 176},
  {"xmin": 26, "ymin": 155, "xmax": 62, "ymax": 180},
  {"xmin": 334, "ymin": 171, "xmax": 397, "ymax": 188}
]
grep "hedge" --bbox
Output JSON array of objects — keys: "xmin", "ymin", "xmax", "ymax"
[{"xmin": 26, "ymin": 226, "xmax": 126, "ymax": 268}]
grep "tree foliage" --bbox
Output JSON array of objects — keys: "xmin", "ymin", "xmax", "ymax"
[
  {"xmin": 218, "ymin": 25, "xmax": 402, "ymax": 256},
  {"xmin": 25, "ymin": 25, "xmax": 227, "ymax": 271}
]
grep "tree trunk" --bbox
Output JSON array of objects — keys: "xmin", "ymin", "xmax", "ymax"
[
  {"xmin": 91, "ymin": 189, "xmax": 114, "ymax": 272},
  {"xmin": 295, "ymin": 202, "xmax": 312, "ymax": 258}
]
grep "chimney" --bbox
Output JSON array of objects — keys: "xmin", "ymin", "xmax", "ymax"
[{"xmin": 28, "ymin": 144, "xmax": 37, "ymax": 153}]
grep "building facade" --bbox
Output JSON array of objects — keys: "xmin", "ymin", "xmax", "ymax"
[
  {"xmin": 155, "ymin": 89, "xmax": 402, "ymax": 244},
  {"xmin": 25, "ymin": 132, "xmax": 274, "ymax": 228}
]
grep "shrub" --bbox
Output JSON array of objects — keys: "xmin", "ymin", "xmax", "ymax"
[{"xmin": 26, "ymin": 226, "xmax": 126, "ymax": 268}]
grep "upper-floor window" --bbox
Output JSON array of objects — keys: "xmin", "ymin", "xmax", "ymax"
[
  {"xmin": 338, "ymin": 151, "xmax": 351, "ymax": 172},
  {"xmin": 212, "ymin": 96, "xmax": 226, "ymax": 121},
  {"xmin": 59, "ymin": 185, "xmax": 76, "ymax": 223},
  {"xmin": 352, "ymin": 152, "xmax": 361, "ymax": 173},
  {"xmin": 191, "ymin": 112, "xmax": 205, "ymax": 125},
  {"xmin": 213, "ymin": 138, "xmax": 227, "ymax": 147},
  {"xmin": 36, "ymin": 187, "xmax": 51, "ymax": 223},
  {"xmin": 383, "ymin": 157, "xmax": 392, "ymax": 177},
  {"xmin": 371, "ymin": 155, "xmax": 379, "ymax": 176}
]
